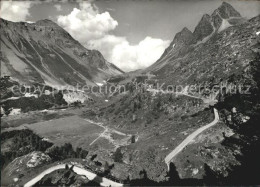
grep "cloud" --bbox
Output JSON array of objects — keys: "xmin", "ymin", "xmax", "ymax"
[
  {"xmin": 0, "ymin": 1, "xmax": 35, "ymax": 22},
  {"xmin": 54, "ymin": 4, "xmax": 62, "ymax": 12},
  {"xmin": 57, "ymin": 1, "xmax": 170, "ymax": 72},
  {"xmin": 57, "ymin": 2, "xmax": 118, "ymax": 43},
  {"xmin": 87, "ymin": 35, "xmax": 170, "ymax": 71}
]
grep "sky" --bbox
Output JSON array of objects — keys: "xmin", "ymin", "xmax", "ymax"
[{"xmin": 1, "ymin": 0, "xmax": 259, "ymax": 71}]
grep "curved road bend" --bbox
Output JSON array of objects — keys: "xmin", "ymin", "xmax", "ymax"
[
  {"xmin": 147, "ymin": 86, "xmax": 219, "ymax": 169},
  {"xmin": 165, "ymin": 108, "xmax": 219, "ymax": 169},
  {"xmin": 24, "ymin": 164, "xmax": 123, "ymax": 187}
]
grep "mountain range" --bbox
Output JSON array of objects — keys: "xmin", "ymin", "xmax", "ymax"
[
  {"xmin": 0, "ymin": 18, "xmax": 123, "ymax": 86},
  {"xmin": 1, "ymin": 2, "xmax": 257, "ymax": 89}
]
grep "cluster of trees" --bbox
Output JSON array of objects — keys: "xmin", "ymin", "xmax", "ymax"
[
  {"xmin": 1, "ymin": 129, "xmax": 53, "ymax": 169},
  {"xmin": 0, "ymin": 77, "xmax": 69, "ymax": 115},
  {"xmin": 47, "ymin": 143, "xmax": 88, "ymax": 161},
  {"xmin": 2, "ymin": 91, "xmax": 67, "ymax": 114},
  {"xmin": 1, "ymin": 130, "xmax": 90, "ymax": 171},
  {"xmin": 0, "ymin": 76, "xmax": 18, "ymax": 100},
  {"xmin": 104, "ymin": 90, "xmax": 180, "ymax": 125},
  {"xmin": 1, "ymin": 104, "xmax": 12, "ymax": 116}
]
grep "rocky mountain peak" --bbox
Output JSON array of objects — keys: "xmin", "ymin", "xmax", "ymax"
[
  {"xmin": 173, "ymin": 27, "xmax": 194, "ymax": 46},
  {"xmin": 181, "ymin": 27, "xmax": 191, "ymax": 33},
  {"xmin": 193, "ymin": 2, "xmax": 242, "ymax": 42},
  {"xmin": 217, "ymin": 2, "xmax": 241, "ymax": 19},
  {"xmin": 211, "ymin": 2, "xmax": 241, "ymax": 30},
  {"xmin": 201, "ymin": 14, "xmax": 211, "ymax": 21},
  {"xmin": 180, "ymin": 27, "xmax": 193, "ymax": 36},
  {"xmin": 144, "ymin": 1, "xmax": 246, "ymax": 74},
  {"xmin": 35, "ymin": 19, "xmax": 59, "ymax": 27},
  {"xmin": 193, "ymin": 14, "xmax": 214, "ymax": 42}
]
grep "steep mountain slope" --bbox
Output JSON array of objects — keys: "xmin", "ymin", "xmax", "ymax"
[
  {"xmin": 146, "ymin": 27, "xmax": 194, "ymax": 72},
  {"xmin": 153, "ymin": 15, "xmax": 258, "ymax": 87},
  {"xmin": 145, "ymin": 2, "xmax": 249, "ymax": 74},
  {"xmin": 0, "ymin": 19, "xmax": 123, "ymax": 86}
]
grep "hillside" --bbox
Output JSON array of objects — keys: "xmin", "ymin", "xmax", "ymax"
[{"xmin": 0, "ymin": 18, "xmax": 123, "ymax": 86}]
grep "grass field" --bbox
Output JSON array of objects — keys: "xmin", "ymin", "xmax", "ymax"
[
  {"xmin": 2, "ymin": 107, "xmax": 132, "ymax": 151},
  {"xmin": 1, "ymin": 110, "xmax": 73, "ymax": 129},
  {"xmin": 25, "ymin": 116, "xmax": 104, "ymax": 149}
]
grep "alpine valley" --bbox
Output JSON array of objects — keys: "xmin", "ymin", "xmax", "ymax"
[{"xmin": 1, "ymin": 2, "xmax": 260, "ymax": 186}]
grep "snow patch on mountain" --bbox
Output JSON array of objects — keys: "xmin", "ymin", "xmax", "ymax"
[{"xmin": 218, "ymin": 19, "xmax": 232, "ymax": 32}]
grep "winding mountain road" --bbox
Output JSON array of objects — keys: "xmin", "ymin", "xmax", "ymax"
[
  {"xmin": 146, "ymin": 86, "xmax": 220, "ymax": 170},
  {"xmin": 165, "ymin": 88, "xmax": 219, "ymax": 170},
  {"xmin": 24, "ymin": 164, "xmax": 123, "ymax": 187},
  {"xmin": 165, "ymin": 108, "xmax": 219, "ymax": 169}
]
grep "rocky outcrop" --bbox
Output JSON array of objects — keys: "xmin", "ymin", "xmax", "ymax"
[{"xmin": 4, "ymin": 151, "xmax": 51, "ymax": 177}]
